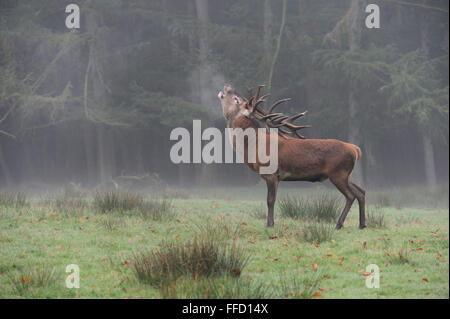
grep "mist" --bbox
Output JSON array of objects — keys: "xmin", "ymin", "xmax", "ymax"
[{"xmin": 0, "ymin": 0, "xmax": 448, "ymax": 205}]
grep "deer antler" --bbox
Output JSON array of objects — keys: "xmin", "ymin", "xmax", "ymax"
[{"xmin": 246, "ymin": 85, "xmax": 310, "ymax": 139}]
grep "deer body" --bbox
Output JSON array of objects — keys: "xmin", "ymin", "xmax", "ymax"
[{"xmin": 219, "ymin": 85, "xmax": 366, "ymax": 230}]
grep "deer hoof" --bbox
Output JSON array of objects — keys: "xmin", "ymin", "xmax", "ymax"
[
  {"xmin": 359, "ymin": 225, "xmax": 367, "ymax": 230},
  {"xmin": 335, "ymin": 224, "xmax": 343, "ymax": 230}
]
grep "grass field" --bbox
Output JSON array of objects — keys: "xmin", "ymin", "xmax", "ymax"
[{"xmin": 0, "ymin": 187, "xmax": 448, "ymax": 299}]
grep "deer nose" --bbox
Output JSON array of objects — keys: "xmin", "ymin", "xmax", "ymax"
[{"xmin": 218, "ymin": 91, "xmax": 224, "ymax": 99}]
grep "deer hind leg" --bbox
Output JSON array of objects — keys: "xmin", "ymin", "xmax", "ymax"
[
  {"xmin": 329, "ymin": 174, "xmax": 356, "ymax": 230},
  {"xmin": 349, "ymin": 182, "xmax": 366, "ymax": 229},
  {"xmin": 265, "ymin": 177, "xmax": 279, "ymax": 227},
  {"xmin": 350, "ymin": 182, "xmax": 366, "ymax": 196}
]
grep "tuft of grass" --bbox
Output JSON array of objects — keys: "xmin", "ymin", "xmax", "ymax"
[
  {"xmin": 160, "ymin": 276, "xmax": 271, "ymax": 299},
  {"xmin": 94, "ymin": 191, "xmax": 144, "ymax": 213},
  {"xmin": 278, "ymin": 195, "xmax": 306, "ymax": 219},
  {"xmin": 279, "ymin": 193, "xmax": 340, "ymax": 222},
  {"xmin": 278, "ymin": 271, "xmax": 323, "ymax": 299},
  {"xmin": 132, "ymin": 236, "xmax": 249, "ymax": 287},
  {"xmin": 54, "ymin": 196, "xmax": 88, "ymax": 213},
  {"xmin": 249, "ymin": 203, "xmax": 267, "ymax": 220},
  {"xmin": 297, "ymin": 222, "xmax": 335, "ymax": 243},
  {"xmin": 138, "ymin": 198, "xmax": 175, "ymax": 221},
  {"xmin": 101, "ymin": 216, "xmax": 124, "ymax": 231},
  {"xmin": 39, "ymin": 193, "xmax": 88, "ymax": 216},
  {"xmin": 0, "ymin": 192, "xmax": 28, "ymax": 208},
  {"xmin": 194, "ymin": 217, "xmax": 244, "ymax": 241},
  {"xmin": 367, "ymin": 205, "xmax": 386, "ymax": 228},
  {"xmin": 395, "ymin": 214, "xmax": 420, "ymax": 225},
  {"xmin": 386, "ymin": 242, "xmax": 410, "ymax": 265},
  {"xmin": 162, "ymin": 188, "xmax": 190, "ymax": 199},
  {"xmin": 374, "ymin": 193, "xmax": 391, "ymax": 207},
  {"xmin": 93, "ymin": 192, "xmax": 174, "ymax": 220},
  {"xmin": 7, "ymin": 265, "xmax": 59, "ymax": 296}
]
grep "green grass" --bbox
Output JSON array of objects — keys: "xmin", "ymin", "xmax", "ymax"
[{"xmin": 0, "ymin": 189, "xmax": 448, "ymax": 299}]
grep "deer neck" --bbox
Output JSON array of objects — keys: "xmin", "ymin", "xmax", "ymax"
[{"xmin": 228, "ymin": 112, "xmax": 260, "ymax": 132}]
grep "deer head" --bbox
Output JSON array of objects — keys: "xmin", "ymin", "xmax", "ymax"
[{"xmin": 218, "ymin": 85, "xmax": 246, "ymax": 121}]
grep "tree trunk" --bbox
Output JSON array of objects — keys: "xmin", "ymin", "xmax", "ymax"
[
  {"xmin": 422, "ymin": 135, "xmax": 437, "ymax": 187},
  {"xmin": 83, "ymin": 122, "xmax": 98, "ymax": 186},
  {"xmin": 194, "ymin": 0, "xmax": 214, "ymax": 184},
  {"xmin": 420, "ymin": 5, "xmax": 438, "ymax": 188},
  {"xmin": 263, "ymin": 0, "xmax": 273, "ymax": 77},
  {"xmin": 85, "ymin": 6, "xmax": 114, "ymax": 186},
  {"xmin": 347, "ymin": 0, "xmax": 364, "ymax": 186},
  {"xmin": 0, "ymin": 142, "xmax": 12, "ymax": 188},
  {"xmin": 267, "ymin": 0, "xmax": 287, "ymax": 93},
  {"xmin": 195, "ymin": 0, "xmax": 210, "ymax": 108}
]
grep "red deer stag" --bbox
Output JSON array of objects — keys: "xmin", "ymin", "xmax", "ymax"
[{"xmin": 218, "ymin": 84, "xmax": 365, "ymax": 230}]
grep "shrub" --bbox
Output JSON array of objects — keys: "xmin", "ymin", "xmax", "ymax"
[{"xmin": 132, "ymin": 236, "xmax": 249, "ymax": 287}]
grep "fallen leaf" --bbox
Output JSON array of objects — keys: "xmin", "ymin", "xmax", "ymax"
[
  {"xmin": 313, "ymin": 292, "xmax": 323, "ymax": 297},
  {"xmin": 269, "ymin": 236, "xmax": 278, "ymax": 240},
  {"xmin": 422, "ymin": 278, "xmax": 428, "ymax": 282},
  {"xmin": 313, "ymin": 264, "xmax": 318, "ymax": 271},
  {"xmin": 248, "ymin": 240, "xmax": 255, "ymax": 244},
  {"xmin": 319, "ymin": 287, "xmax": 327, "ymax": 291}
]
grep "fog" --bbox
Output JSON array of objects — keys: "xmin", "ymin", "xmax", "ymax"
[{"xmin": 0, "ymin": 0, "xmax": 448, "ymax": 203}]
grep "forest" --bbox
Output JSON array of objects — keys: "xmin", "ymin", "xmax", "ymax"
[{"xmin": 0, "ymin": 0, "xmax": 448, "ymax": 192}]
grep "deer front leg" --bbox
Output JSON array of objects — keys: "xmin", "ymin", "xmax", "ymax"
[{"xmin": 265, "ymin": 177, "xmax": 279, "ymax": 227}]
